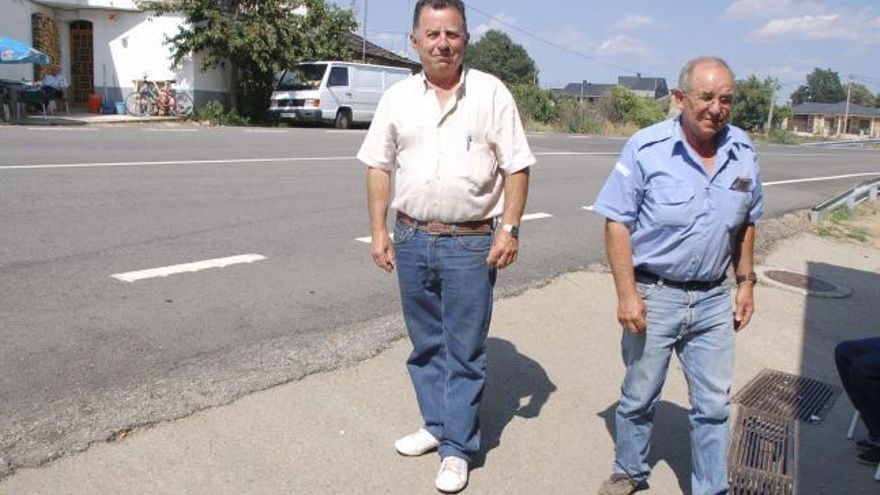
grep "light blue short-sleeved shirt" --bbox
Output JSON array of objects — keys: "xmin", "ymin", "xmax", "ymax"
[{"xmin": 593, "ymin": 117, "xmax": 764, "ymax": 282}]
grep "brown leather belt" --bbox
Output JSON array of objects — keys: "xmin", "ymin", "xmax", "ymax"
[{"xmin": 397, "ymin": 212, "xmax": 494, "ymax": 235}]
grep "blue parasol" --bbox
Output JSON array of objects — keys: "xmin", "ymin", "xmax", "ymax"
[{"xmin": 0, "ymin": 37, "xmax": 51, "ymax": 65}]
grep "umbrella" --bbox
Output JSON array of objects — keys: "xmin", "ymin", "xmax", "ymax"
[{"xmin": 0, "ymin": 37, "xmax": 51, "ymax": 65}]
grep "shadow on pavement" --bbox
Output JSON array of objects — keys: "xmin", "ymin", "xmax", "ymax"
[
  {"xmin": 598, "ymin": 400, "xmax": 693, "ymax": 495},
  {"xmin": 475, "ymin": 337, "xmax": 556, "ymax": 468},
  {"xmin": 801, "ymin": 261, "xmax": 880, "ymax": 490}
]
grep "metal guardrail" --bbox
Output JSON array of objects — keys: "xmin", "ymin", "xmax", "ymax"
[
  {"xmin": 810, "ymin": 177, "xmax": 880, "ymax": 224},
  {"xmin": 801, "ymin": 138, "xmax": 880, "ymax": 148}
]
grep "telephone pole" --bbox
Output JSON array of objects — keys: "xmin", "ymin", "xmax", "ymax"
[
  {"xmin": 841, "ymin": 76, "xmax": 853, "ymax": 136},
  {"xmin": 765, "ymin": 83, "xmax": 776, "ymax": 135},
  {"xmin": 362, "ymin": 0, "xmax": 368, "ymax": 62}
]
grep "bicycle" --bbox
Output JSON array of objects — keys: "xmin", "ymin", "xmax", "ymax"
[{"xmin": 125, "ymin": 75, "xmax": 193, "ymax": 117}]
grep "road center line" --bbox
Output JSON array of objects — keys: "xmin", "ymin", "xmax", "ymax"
[
  {"xmin": 0, "ymin": 156, "xmax": 356, "ymax": 170},
  {"xmin": 111, "ymin": 254, "xmax": 267, "ymax": 283},
  {"xmin": 764, "ymin": 172, "xmax": 880, "ymax": 187},
  {"xmin": 24, "ymin": 127, "xmax": 98, "ymax": 131}
]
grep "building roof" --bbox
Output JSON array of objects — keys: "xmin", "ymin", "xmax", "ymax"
[
  {"xmin": 556, "ymin": 82, "xmax": 614, "ymax": 97},
  {"xmin": 345, "ymin": 34, "xmax": 420, "ymax": 72},
  {"xmin": 618, "ymin": 75, "xmax": 669, "ymax": 97},
  {"xmin": 792, "ymin": 102, "xmax": 880, "ymax": 117}
]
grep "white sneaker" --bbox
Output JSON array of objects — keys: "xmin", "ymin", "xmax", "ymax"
[
  {"xmin": 394, "ymin": 428, "xmax": 439, "ymax": 456},
  {"xmin": 435, "ymin": 456, "xmax": 468, "ymax": 493}
]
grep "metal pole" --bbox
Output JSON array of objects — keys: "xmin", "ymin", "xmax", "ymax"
[
  {"xmin": 765, "ymin": 83, "xmax": 775, "ymax": 135},
  {"xmin": 362, "ymin": 0, "xmax": 368, "ymax": 62},
  {"xmin": 842, "ymin": 78, "xmax": 852, "ymax": 136}
]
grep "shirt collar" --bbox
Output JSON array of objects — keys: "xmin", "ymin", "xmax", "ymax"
[
  {"xmin": 419, "ymin": 66, "xmax": 468, "ymax": 98},
  {"xmin": 671, "ymin": 115, "xmax": 739, "ymax": 160}
]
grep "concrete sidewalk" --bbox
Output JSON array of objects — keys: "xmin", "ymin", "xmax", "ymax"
[
  {"xmin": 1, "ymin": 210, "xmax": 879, "ymax": 494},
  {"xmin": 2, "ymin": 111, "xmax": 182, "ymax": 126}
]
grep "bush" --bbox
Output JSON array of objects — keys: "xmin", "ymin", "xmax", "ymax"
[
  {"xmin": 511, "ymin": 84, "xmax": 560, "ymax": 124},
  {"xmin": 608, "ymin": 86, "xmax": 665, "ymax": 128},
  {"xmin": 192, "ymin": 100, "xmax": 250, "ymax": 126},
  {"xmin": 766, "ymin": 128, "xmax": 799, "ymax": 145}
]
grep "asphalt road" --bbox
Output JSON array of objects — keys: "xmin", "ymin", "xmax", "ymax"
[{"xmin": 0, "ymin": 124, "xmax": 877, "ymax": 470}]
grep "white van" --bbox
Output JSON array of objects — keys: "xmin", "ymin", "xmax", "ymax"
[{"xmin": 269, "ymin": 61, "xmax": 412, "ymax": 128}]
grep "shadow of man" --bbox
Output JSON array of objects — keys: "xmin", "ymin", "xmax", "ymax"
[
  {"xmin": 598, "ymin": 400, "xmax": 693, "ymax": 494},
  {"xmin": 475, "ymin": 337, "xmax": 556, "ymax": 468}
]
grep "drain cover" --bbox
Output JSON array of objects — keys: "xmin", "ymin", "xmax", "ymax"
[
  {"xmin": 728, "ymin": 407, "xmax": 797, "ymax": 495},
  {"xmin": 757, "ymin": 267, "xmax": 852, "ymax": 298},
  {"xmin": 764, "ymin": 270, "xmax": 837, "ymax": 292},
  {"xmin": 732, "ymin": 369, "xmax": 840, "ymax": 423}
]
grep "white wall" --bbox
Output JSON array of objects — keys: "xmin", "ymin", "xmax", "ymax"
[{"xmin": 0, "ymin": 0, "xmax": 55, "ymax": 81}]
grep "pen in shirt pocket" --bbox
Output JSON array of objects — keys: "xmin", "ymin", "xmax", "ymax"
[{"xmin": 466, "ymin": 135, "xmax": 472, "ymax": 151}]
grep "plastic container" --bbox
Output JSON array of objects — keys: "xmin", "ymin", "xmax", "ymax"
[
  {"xmin": 115, "ymin": 102, "xmax": 126, "ymax": 115},
  {"xmin": 88, "ymin": 94, "xmax": 102, "ymax": 114},
  {"xmin": 101, "ymin": 102, "xmax": 115, "ymax": 114}
]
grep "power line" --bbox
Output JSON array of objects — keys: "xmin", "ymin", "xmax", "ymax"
[{"xmin": 462, "ymin": 1, "xmax": 640, "ymax": 76}]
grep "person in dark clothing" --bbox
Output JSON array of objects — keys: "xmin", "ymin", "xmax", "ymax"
[{"xmin": 835, "ymin": 337, "xmax": 880, "ymax": 465}]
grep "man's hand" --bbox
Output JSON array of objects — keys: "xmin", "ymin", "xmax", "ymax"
[
  {"xmin": 734, "ymin": 283, "xmax": 755, "ymax": 331},
  {"xmin": 370, "ymin": 232, "xmax": 395, "ymax": 273},
  {"xmin": 486, "ymin": 230, "xmax": 518, "ymax": 269},
  {"xmin": 618, "ymin": 290, "xmax": 648, "ymax": 334}
]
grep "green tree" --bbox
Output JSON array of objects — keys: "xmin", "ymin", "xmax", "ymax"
[
  {"xmin": 139, "ymin": 0, "xmax": 356, "ymax": 119},
  {"xmin": 731, "ymin": 75, "xmax": 778, "ymax": 131},
  {"xmin": 790, "ymin": 68, "xmax": 846, "ymax": 104},
  {"xmin": 608, "ymin": 85, "xmax": 665, "ymax": 128},
  {"xmin": 846, "ymin": 82, "xmax": 875, "ymax": 107},
  {"xmin": 464, "ymin": 30, "xmax": 537, "ymax": 87}
]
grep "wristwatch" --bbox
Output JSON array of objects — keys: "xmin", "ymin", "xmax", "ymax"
[
  {"xmin": 735, "ymin": 272, "xmax": 758, "ymax": 285},
  {"xmin": 499, "ymin": 222, "xmax": 520, "ymax": 239}
]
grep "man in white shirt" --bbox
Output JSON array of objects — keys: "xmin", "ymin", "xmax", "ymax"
[
  {"xmin": 357, "ymin": 1, "xmax": 534, "ymax": 492},
  {"xmin": 40, "ymin": 66, "xmax": 68, "ymax": 102}
]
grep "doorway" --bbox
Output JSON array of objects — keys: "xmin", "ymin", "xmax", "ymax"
[{"xmin": 69, "ymin": 20, "xmax": 94, "ymax": 105}]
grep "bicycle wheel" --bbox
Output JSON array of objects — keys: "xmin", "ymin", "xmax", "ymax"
[
  {"xmin": 125, "ymin": 92, "xmax": 154, "ymax": 117},
  {"xmin": 171, "ymin": 92, "xmax": 193, "ymax": 117}
]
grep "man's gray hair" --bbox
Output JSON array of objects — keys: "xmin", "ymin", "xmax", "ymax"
[
  {"xmin": 677, "ymin": 57, "xmax": 734, "ymax": 93},
  {"xmin": 412, "ymin": 0, "xmax": 468, "ymax": 32}
]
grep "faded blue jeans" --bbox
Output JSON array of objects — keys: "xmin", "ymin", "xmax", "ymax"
[
  {"xmin": 613, "ymin": 277, "xmax": 735, "ymax": 495},
  {"xmin": 393, "ymin": 219, "xmax": 496, "ymax": 463}
]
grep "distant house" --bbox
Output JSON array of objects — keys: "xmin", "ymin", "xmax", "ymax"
[
  {"xmin": 787, "ymin": 102, "xmax": 880, "ymax": 138},
  {"xmin": 345, "ymin": 34, "xmax": 420, "ymax": 72},
  {"xmin": 553, "ymin": 73, "xmax": 668, "ymax": 102}
]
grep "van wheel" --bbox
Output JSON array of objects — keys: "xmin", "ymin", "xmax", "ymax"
[{"xmin": 334, "ymin": 109, "xmax": 351, "ymax": 129}]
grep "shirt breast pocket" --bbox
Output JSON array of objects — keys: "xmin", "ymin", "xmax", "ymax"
[
  {"xmin": 464, "ymin": 138, "xmax": 497, "ymax": 192},
  {"xmin": 721, "ymin": 188, "xmax": 752, "ymax": 230},
  {"xmin": 647, "ymin": 186, "xmax": 696, "ymax": 227}
]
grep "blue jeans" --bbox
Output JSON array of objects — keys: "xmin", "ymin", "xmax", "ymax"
[
  {"xmin": 614, "ymin": 279, "xmax": 735, "ymax": 495},
  {"xmin": 393, "ymin": 219, "xmax": 496, "ymax": 463},
  {"xmin": 834, "ymin": 337, "xmax": 880, "ymax": 439}
]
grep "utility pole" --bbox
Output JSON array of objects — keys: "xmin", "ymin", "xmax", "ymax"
[
  {"xmin": 765, "ymin": 83, "xmax": 776, "ymax": 135},
  {"xmin": 362, "ymin": 0, "xmax": 368, "ymax": 62},
  {"xmin": 841, "ymin": 76, "xmax": 852, "ymax": 136}
]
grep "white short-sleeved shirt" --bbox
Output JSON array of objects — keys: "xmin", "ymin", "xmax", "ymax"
[{"xmin": 357, "ymin": 68, "xmax": 535, "ymax": 223}]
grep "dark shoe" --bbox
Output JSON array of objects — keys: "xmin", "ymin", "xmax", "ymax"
[
  {"xmin": 857, "ymin": 447, "xmax": 880, "ymax": 465},
  {"xmin": 856, "ymin": 438, "xmax": 880, "ymax": 452},
  {"xmin": 597, "ymin": 473, "xmax": 642, "ymax": 495}
]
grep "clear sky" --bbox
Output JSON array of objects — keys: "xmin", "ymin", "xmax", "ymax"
[{"xmin": 340, "ymin": 0, "xmax": 880, "ymax": 103}]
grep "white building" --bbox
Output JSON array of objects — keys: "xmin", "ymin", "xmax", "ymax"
[{"xmin": 0, "ymin": 0, "xmax": 231, "ymax": 107}]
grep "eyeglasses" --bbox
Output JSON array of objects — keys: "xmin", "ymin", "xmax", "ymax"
[{"xmin": 684, "ymin": 91, "xmax": 733, "ymax": 108}]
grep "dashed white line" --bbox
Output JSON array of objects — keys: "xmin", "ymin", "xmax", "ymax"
[
  {"xmin": 582, "ymin": 205, "xmax": 595, "ymax": 211},
  {"xmin": 25, "ymin": 127, "xmax": 97, "ymax": 131},
  {"xmin": 356, "ymin": 233, "xmax": 394, "ymax": 244},
  {"xmin": 145, "ymin": 128, "xmax": 198, "ymax": 132},
  {"xmin": 764, "ymin": 172, "xmax": 880, "ymax": 187},
  {"xmin": 0, "ymin": 156, "xmax": 356, "ymax": 171},
  {"xmin": 111, "ymin": 254, "xmax": 267, "ymax": 283},
  {"xmin": 521, "ymin": 212, "xmax": 553, "ymax": 221}
]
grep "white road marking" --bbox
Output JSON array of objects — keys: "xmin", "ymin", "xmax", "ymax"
[
  {"xmin": 568, "ymin": 135, "xmax": 591, "ymax": 139},
  {"xmin": 111, "ymin": 254, "xmax": 266, "ymax": 283},
  {"xmin": 356, "ymin": 233, "xmax": 394, "ymax": 244},
  {"xmin": 0, "ymin": 156, "xmax": 356, "ymax": 171},
  {"xmin": 145, "ymin": 128, "xmax": 198, "ymax": 132},
  {"xmin": 244, "ymin": 129, "xmax": 289, "ymax": 133},
  {"xmin": 582, "ymin": 205, "xmax": 595, "ymax": 211},
  {"xmin": 764, "ymin": 172, "xmax": 880, "ymax": 187},
  {"xmin": 326, "ymin": 130, "xmax": 366, "ymax": 134},
  {"xmin": 521, "ymin": 212, "xmax": 553, "ymax": 221},
  {"xmin": 25, "ymin": 127, "xmax": 97, "ymax": 131},
  {"xmin": 534, "ymin": 152, "xmax": 618, "ymax": 156}
]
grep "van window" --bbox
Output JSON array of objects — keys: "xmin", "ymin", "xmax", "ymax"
[
  {"xmin": 276, "ymin": 64, "xmax": 327, "ymax": 91},
  {"xmin": 328, "ymin": 66, "xmax": 349, "ymax": 87}
]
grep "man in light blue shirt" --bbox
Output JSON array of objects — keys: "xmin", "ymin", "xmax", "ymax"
[{"xmin": 594, "ymin": 57, "xmax": 763, "ymax": 495}]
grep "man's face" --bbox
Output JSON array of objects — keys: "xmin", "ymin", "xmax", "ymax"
[
  {"xmin": 675, "ymin": 62, "xmax": 735, "ymax": 143},
  {"xmin": 410, "ymin": 7, "xmax": 468, "ymax": 81}
]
